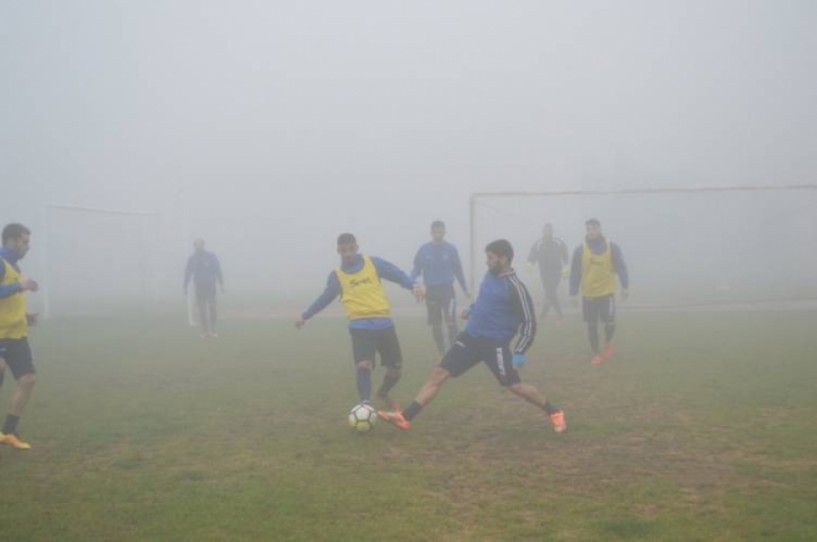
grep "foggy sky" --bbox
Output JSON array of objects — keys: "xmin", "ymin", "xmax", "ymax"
[{"xmin": 2, "ymin": 1, "xmax": 816, "ymax": 305}]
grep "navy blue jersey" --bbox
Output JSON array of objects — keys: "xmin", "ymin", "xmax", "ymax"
[
  {"xmin": 411, "ymin": 241, "xmax": 468, "ymax": 290},
  {"xmin": 464, "ymin": 270, "xmax": 536, "ymax": 354}
]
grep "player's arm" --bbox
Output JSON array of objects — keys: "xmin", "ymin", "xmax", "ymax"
[
  {"xmin": 183, "ymin": 256, "xmax": 194, "ymax": 293},
  {"xmin": 296, "ymin": 272, "xmax": 341, "ymax": 327},
  {"xmin": 612, "ymin": 243, "xmax": 630, "ymax": 297},
  {"xmin": 569, "ymin": 246, "xmax": 582, "ymax": 297},
  {"xmin": 509, "ymin": 276, "xmax": 537, "ymax": 363},
  {"xmin": 371, "ymin": 257, "xmax": 423, "ymax": 300},
  {"xmin": 409, "ymin": 246, "xmax": 424, "ymax": 283},
  {"xmin": 214, "ymin": 255, "xmax": 224, "ymax": 289},
  {"xmin": 0, "ymin": 264, "xmax": 18, "ymax": 299},
  {"xmin": 449, "ymin": 247, "xmax": 470, "ymax": 297}
]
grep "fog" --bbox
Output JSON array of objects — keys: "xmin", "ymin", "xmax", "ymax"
[{"xmin": 2, "ymin": 1, "xmax": 816, "ymax": 316}]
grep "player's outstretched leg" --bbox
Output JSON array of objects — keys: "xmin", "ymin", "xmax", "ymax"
[
  {"xmin": 588, "ymin": 323, "xmax": 602, "ymax": 365},
  {"xmin": 378, "ymin": 367, "xmax": 451, "ymax": 430},
  {"xmin": 507, "ymin": 382, "xmax": 567, "ymax": 433}
]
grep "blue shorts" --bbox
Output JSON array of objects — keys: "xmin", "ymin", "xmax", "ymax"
[{"xmin": 0, "ymin": 337, "xmax": 36, "ymax": 379}]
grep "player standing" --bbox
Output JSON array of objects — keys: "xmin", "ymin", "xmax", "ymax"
[
  {"xmin": 527, "ymin": 223, "xmax": 569, "ymax": 323},
  {"xmin": 569, "ymin": 219, "xmax": 629, "ymax": 365},
  {"xmin": 410, "ymin": 220, "xmax": 470, "ymax": 356},
  {"xmin": 0, "ymin": 224, "xmax": 40, "ymax": 450},
  {"xmin": 378, "ymin": 239, "xmax": 566, "ymax": 433},
  {"xmin": 295, "ymin": 233, "xmax": 424, "ymax": 409},
  {"xmin": 184, "ymin": 238, "xmax": 224, "ymax": 338}
]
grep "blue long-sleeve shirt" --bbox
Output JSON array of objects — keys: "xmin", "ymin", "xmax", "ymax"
[
  {"xmin": 302, "ymin": 254, "xmax": 416, "ymax": 330},
  {"xmin": 411, "ymin": 241, "xmax": 468, "ymax": 291},
  {"xmin": 464, "ymin": 270, "xmax": 536, "ymax": 354},
  {"xmin": 569, "ymin": 237, "xmax": 629, "ymax": 296},
  {"xmin": 184, "ymin": 251, "xmax": 223, "ymax": 291},
  {"xmin": 0, "ymin": 247, "xmax": 25, "ymax": 299}
]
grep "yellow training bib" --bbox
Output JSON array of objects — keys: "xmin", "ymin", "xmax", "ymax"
[
  {"xmin": 335, "ymin": 256, "xmax": 391, "ymax": 320},
  {"xmin": 581, "ymin": 239, "xmax": 616, "ymax": 299},
  {"xmin": 0, "ymin": 258, "xmax": 28, "ymax": 339}
]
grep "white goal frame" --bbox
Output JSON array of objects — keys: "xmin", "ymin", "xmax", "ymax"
[
  {"xmin": 469, "ymin": 184, "xmax": 817, "ymax": 296},
  {"xmin": 41, "ymin": 203, "xmax": 161, "ymax": 320}
]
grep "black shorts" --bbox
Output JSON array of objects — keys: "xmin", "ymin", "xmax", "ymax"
[
  {"xmin": 349, "ymin": 326, "xmax": 403, "ymax": 369},
  {"xmin": 425, "ymin": 284, "xmax": 456, "ymax": 326},
  {"xmin": 0, "ymin": 337, "xmax": 36, "ymax": 379},
  {"xmin": 440, "ymin": 332, "xmax": 521, "ymax": 387},
  {"xmin": 583, "ymin": 294, "xmax": 616, "ymax": 324},
  {"xmin": 195, "ymin": 287, "xmax": 217, "ymax": 304}
]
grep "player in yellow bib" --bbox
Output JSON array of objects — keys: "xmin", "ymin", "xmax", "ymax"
[
  {"xmin": 569, "ymin": 219, "xmax": 629, "ymax": 365},
  {"xmin": 0, "ymin": 223, "xmax": 40, "ymax": 450},
  {"xmin": 295, "ymin": 233, "xmax": 424, "ymax": 409}
]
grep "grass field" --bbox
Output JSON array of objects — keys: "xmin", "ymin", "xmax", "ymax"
[{"xmin": 1, "ymin": 309, "xmax": 816, "ymax": 541}]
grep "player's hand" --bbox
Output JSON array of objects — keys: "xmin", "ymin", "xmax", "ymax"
[
  {"xmin": 460, "ymin": 309, "xmax": 470, "ymax": 320},
  {"xmin": 294, "ymin": 317, "xmax": 306, "ymax": 329},
  {"xmin": 26, "ymin": 313, "xmax": 39, "ymax": 326},
  {"xmin": 21, "ymin": 279, "xmax": 39, "ymax": 292},
  {"xmin": 512, "ymin": 353, "xmax": 526, "ymax": 367},
  {"xmin": 622, "ymin": 289, "xmax": 630, "ymax": 301},
  {"xmin": 412, "ymin": 284, "xmax": 426, "ymax": 302}
]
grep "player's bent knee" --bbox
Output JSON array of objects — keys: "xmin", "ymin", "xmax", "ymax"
[
  {"xmin": 19, "ymin": 372, "xmax": 37, "ymax": 387},
  {"xmin": 356, "ymin": 360, "xmax": 374, "ymax": 371}
]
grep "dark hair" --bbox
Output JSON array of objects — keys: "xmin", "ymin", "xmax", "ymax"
[
  {"xmin": 431, "ymin": 220, "xmax": 445, "ymax": 230},
  {"xmin": 585, "ymin": 218, "xmax": 601, "ymax": 228},
  {"xmin": 2, "ymin": 223, "xmax": 31, "ymax": 245},
  {"xmin": 337, "ymin": 233, "xmax": 357, "ymax": 246},
  {"xmin": 485, "ymin": 239, "xmax": 514, "ymax": 262}
]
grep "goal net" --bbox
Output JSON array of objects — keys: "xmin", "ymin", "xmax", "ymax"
[
  {"xmin": 42, "ymin": 204, "xmax": 162, "ymax": 318},
  {"xmin": 469, "ymin": 186, "xmax": 817, "ymax": 310}
]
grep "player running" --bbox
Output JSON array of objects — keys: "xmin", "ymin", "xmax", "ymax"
[
  {"xmin": 410, "ymin": 220, "xmax": 470, "ymax": 356},
  {"xmin": 0, "ymin": 223, "xmax": 41, "ymax": 450},
  {"xmin": 295, "ymin": 233, "xmax": 424, "ymax": 409},
  {"xmin": 184, "ymin": 238, "xmax": 224, "ymax": 338},
  {"xmin": 527, "ymin": 223, "xmax": 569, "ymax": 323},
  {"xmin": 378, "ymin": 239, "xmax": 566, "ymax": 433},
  {"xmin": 569, "ymin": 219, "xmax": 629, "ymax": 365}
]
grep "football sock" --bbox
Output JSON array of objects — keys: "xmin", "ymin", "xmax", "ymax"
[
  {"xmin": 402, "ymin": 401, "xmax": 423, "ymax": 421},
  {"xmin": 604, "ymin": 324, "xmax": 616, "ymax": 342},
  {"xmin": 0, "ymin": 369, "xmax": 4, "ymax": 391},
  {"xmin": 542, "ymin": 400, "xmax": 559, "ymax": 415},
  {"xmin": 432, "ymin": 325, "xmax": 445, "ymax": 355},
  {"xmin": 588, "ymin": 324, "xmax": 600, "ymax": 353},
  {"xmin": 356, "ymin": 368, "xmax": 372, "ymax": 403},
  {"xmin": 377, "ymin": 373, "xmax": 400, "ymax": 397},
  {"xmin": 2, "ymin": 414, "xmax": 20, "ymax": 435}
]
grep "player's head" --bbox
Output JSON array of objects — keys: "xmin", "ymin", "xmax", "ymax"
[
  {"xmin": 543, "ymin": 223, "xmax": 553, "ymax": 238},
  {"xmin": 2, "ymin": 223, "xmax": 31, "ymax": 259},
  {"xmin": 485, "ymin": 239, "xmax": 514, "ymax": 275},
  {"xmin": 585, "ymin": 219, "xmax": 602, "ymax": 240},
  {"xmin": 430, "ymin": 220, "xmax": 446, "ymax": 243},
  {"xmin": 193, "ymin": 238, "xmax": 205, "ymax": 253},
  {"xmin": 337, "ymin": 233, "xmax": 359, "ymax": 264}
]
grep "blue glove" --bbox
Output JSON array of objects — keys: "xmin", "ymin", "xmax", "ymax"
[{"xmin": 512, "ymin": 353, "xmax": 526, "ymax": 367}]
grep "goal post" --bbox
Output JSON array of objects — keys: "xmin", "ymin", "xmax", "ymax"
[
  {"xmin": 469, "ymin": 184, "xmax": 817, "ymax": 310},
  {"xmin": 41, "ymin": 203, "xmax": 162, "ymax": 319}
]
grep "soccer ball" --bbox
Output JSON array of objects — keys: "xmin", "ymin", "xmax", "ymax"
[{"xmin": 348, "ymin": 403, "xmax": 377, "ymax": 432}]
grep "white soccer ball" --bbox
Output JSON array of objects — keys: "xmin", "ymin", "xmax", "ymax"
[{"xmin": 348, "ymin": 403, "xmax": 377, "ymax": 432}]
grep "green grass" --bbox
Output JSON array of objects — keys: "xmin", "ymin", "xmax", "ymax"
[{"xmin": 1, "ymin": 310, "xmax": 816, "ymax": 541}]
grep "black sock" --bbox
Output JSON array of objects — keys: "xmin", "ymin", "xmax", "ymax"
[
  {"xmin": 2, "ymin": 414, "xmax": 20, "ymax": 435},
  {"xmin": 0, "ymin": 369, "xmax": 4, "ymax": 390},
  {"xmin": 377, "ymin": 373, "xmax": 401, "ymax": 397},
  {"xmin": 542, "ymin": 401, "xmax": 559, "ymax": 415},
  {"xmin": 402, "ymin": 401, "xmax": 423, "ymax": 421},
  {"xmin": 588, "ymin": 324, "xmax": 600, "ymax": 353}
]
